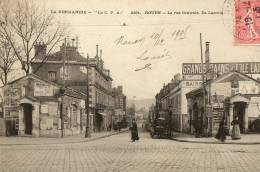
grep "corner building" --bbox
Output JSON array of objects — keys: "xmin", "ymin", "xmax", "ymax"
[
  {"xmin": 31, "ymin": 43, "xmax": 115, "ymax": 132},
  {"xmin": 186, "ymin": 71, "xmax": 260, "ymax": 136}
]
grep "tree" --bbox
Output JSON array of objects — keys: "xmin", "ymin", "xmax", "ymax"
[
  {"xmin": 0, "ymin": 38, "xmax": 17, "ymax": 85},
  {"xmin": 127, "ymin": 104, "xmax": 136, "ymax": 119},
  {"xmin": 0, "ymin": 0, "xmax": 67, "ymax": 75}
]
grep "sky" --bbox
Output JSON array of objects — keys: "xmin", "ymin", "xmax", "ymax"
[{"xmin": 15, "ymin": 0, "xmax": 260, "ymax": 99}]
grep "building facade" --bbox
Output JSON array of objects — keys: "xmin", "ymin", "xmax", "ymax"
[
  {"xmin": 186, "ymin": 71, "xmax": 260, "ymax": 136},
  {"xmin": 155, "ymin": 74, "xmax": 202, "ymax": 133},
  {"xmin": 31, "ymin": 42, "xmax": 116, "ymax": 132},
  {"xmin": 3, "ymin": 74, "xmax": 86, "ymax": 137},
  {"xmin": 113, "ymin": 86, "xmax": 127, "ymax": 127}
]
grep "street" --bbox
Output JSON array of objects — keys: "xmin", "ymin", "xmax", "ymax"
[{"xmin": 0, "ymin": 131, "xmax": 260, "ymax": 172}]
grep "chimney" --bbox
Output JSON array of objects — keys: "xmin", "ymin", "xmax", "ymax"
[
  {"xmin": 76, "ymin": 36, "xmax": 79, "ymax": 49},
  {"xmin": 96, "ymin": 45, "xmax": 99, "ymax": 57},
  {"xmin": 100, "ymin": 49, "xmax": 102, "ymax": 58},
  {"xmin": 34, "ymin": 42, "xmax": 47, "ymax": 58},
  {"xmin": 205, "ymin": 42, "xmax": 210, "ymax": 62}
]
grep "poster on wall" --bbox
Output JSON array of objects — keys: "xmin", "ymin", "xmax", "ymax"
[
  {"xmin": 41, "ymin": 104, "xmax": 48, "ymax": 114},
  {"xmin": 239, "ymin": 81, "xmax": 259, "ymax": 94}
]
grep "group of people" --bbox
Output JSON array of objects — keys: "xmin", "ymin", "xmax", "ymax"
[{"xmin": 215, "ymin": 116, "xmax": 241, "ymax": 142}]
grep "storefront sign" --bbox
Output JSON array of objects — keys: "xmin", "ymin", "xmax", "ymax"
[
  {"xmin": 34, "ymin": 82, "xmax": 53, "ymax": 96},
  {"xmin": 183, "ymin": 81, "xmax": 202, "ymax": 87},
  {"xmin": 182, "ymin": 62, "xmax": 260, "ymax": 75},
  {"xmin": 183, "ymin": 74, "xmax": 202, "ymax": 81}
]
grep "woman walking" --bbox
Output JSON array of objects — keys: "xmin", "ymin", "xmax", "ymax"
[
  {"xmin": 231, "ymin": 116, "xmax": 241, "ymax": 140},
  {"xmin": 215, "ymin": 116, "xmax": 227, "ymax": 142},
  {"xmin": 130, "ymin": 119, "xmax": 139, "ymax": 142}
]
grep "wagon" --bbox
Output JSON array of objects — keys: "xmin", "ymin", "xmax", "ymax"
[{"xmin": 150, "ymin": 117, "xmax": 171, "ymax": 138}]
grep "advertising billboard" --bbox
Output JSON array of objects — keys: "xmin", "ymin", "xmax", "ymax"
[{"xmin": 182, "ymin": 62, "xmax": 260, "ymax": 75}]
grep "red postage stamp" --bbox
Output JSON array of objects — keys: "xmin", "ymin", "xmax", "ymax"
[{"xmin": 235, "ymin": 0, "xmax": 260, "ymax": 44}]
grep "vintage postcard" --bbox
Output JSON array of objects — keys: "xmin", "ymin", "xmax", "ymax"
[{"xmin": 0, "ymin": 0, "xmax": 260, "ymax": 172}]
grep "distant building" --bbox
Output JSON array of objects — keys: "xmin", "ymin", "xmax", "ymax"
[
  {"xmin": 112, "ymin": 86, "xmax": 127, "ymax": 126},
  {"xmin": 155, "ymin": 73, "xmax": 202, "ymax": 133}
]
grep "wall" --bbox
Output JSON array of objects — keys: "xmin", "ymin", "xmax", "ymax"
[
  {"xmin": 0, "ymin": 118, "xmax": 5, "ymax": 136},
  {"xmin": 39, "ymin": 101, "xmax": 59, "ymax": 137},
  {"xmin": 210, "ymin": 82, "xmax": 231, "ymax": 99},
  {"xmin": 32, "ymin": 63, "xmax": 88, "ymax": 84},
  {"xmin": 248, "ymin": 97, "xmax": 260, "ymax": 118}
]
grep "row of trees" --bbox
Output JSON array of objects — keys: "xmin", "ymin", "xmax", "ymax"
[{"xmin": 0, "ymin": 0, "xmax": 66, "ymax": 85}]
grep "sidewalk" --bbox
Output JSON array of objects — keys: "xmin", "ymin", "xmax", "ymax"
[
  {"xmin": 0, "ymin": 129, "xmax": 128, "ymax": 146},
  {"xmin": 171, "ymin": 131, "xmax": 260, "ymax": 145}
]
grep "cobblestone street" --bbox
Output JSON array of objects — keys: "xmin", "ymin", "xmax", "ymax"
[{"xmin": 1, "ymin": 131, "xmax": 260, "ymax": 172}]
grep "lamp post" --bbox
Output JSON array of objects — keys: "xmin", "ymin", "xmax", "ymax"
[
  {"xmin": 85, "ymin": 54, "xmax": 91, "ymax": 138},
  {"xmin": 168, "ymin": 105, "xmax": 173, "ymax": 138},
  {"xmin": 59, "ymin": 88, "xmax": 65, "ymax": 138}
]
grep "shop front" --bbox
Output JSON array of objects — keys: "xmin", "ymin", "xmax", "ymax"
[{"xmin": 187, "ymin": 71, "xmax": 260, "ymax": 136}]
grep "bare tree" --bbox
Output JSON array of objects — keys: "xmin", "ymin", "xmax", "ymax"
[
  {"xmin": 0, "ymin": 0, "xmax": 67, "ymax": 75},
  {"xmin": 0, "ymin": 37, "xmax": 17, "ymax": 85}
]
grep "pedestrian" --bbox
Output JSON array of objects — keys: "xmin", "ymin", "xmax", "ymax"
[
  {"xmin": 215, "ymin": 116, "xmax": 227, "ymax": 142},
  {"xmin": 231, "ymin": 116, "xmax": 241, "ymax": 140},
  {"xmin": 130, "ymin": 119, "xmax": 139, "ymax": 142}
]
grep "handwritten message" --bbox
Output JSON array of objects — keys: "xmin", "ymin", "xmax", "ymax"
[{"xmin": 114, "ymin": 25, "xmax": 191, "ymax": 71}]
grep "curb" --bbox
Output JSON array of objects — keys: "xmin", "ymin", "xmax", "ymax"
[
  {"xmin": 0, "ymin": 130, "xmax": 128, "ymax": 146},
  {"xmin": 171, "ymin": 137, "xmax": 260, "ymax": 145}
]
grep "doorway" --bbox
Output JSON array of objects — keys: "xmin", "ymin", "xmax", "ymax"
[
  {"xmin": 233, "ymin": 102, "xmax": 246, "ymax": 133},
  {"xmin": 192, "ymin": 103, "xmax": 202, "ymax": 134},
  {"xmin": 22, "ymin": 103, "xmax": 33, "ymax": 135}
]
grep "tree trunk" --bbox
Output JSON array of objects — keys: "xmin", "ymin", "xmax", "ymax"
[{"xmin": 4, "ymin": 72, "xmax": 7, "ymax": 85}]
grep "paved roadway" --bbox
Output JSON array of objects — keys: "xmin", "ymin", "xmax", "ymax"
[{"xmin": 0, "ymin": 131, "xmax": 260, "ymax": 172}]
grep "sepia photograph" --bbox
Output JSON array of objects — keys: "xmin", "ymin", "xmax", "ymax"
[{"xmin": 0, "ymin": 0, "xmax": 260, "ymax": 171}]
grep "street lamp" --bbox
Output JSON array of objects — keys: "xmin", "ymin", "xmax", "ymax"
[
  {"xmin": 85, "ymin": 54, "xmax": 91, "ymax": 138},
  {"xmin": 59, "ymin": 88, "xmax": 65, "ymax": 138},
  {"xmin": 168, "ymin": 105, "xmax": 173, "ymax": 138}
]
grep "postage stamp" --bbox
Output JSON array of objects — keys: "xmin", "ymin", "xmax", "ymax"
[{"xmin": 235, "ymin": 0, "xmax": 260, "ymax": 44}]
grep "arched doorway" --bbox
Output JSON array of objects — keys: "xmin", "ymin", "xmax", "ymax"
[{"xmin": 21, "ymin": 103, "xmax": 33, "ymax": 135}]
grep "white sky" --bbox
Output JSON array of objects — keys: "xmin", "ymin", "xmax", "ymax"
[{"xmin": 32, "ymin": 0, "xmax": 260, "ymax": 99}]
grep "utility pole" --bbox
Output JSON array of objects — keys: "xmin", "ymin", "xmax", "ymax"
[
  {"xmin": 205, "ymin": 41, "xmax": 212, "ymax": 136},
  {"xmin": 85, "ymin": 54, "xmax": 91, "ymax": 138},
  {"xmin": 60, "ymin": 38, "xmax": 67, "ymax": 138},
  {"xmin": 200, "ymin": 33, "xmax": 206, "ymax": 136}
]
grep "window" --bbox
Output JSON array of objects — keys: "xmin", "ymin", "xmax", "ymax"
[
  {"xmin": 48, "ymin": 71, "xmax": 57, "ymax": 81},
  {"xmin": 231, "ymin": 79, "xmax": 239, "ymax": 88}
]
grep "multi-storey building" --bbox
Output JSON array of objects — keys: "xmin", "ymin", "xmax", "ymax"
[
  {"xmin": 155, "ymin": 73, "xmax": 202, "ymax": 132},
  {"xmin": 31, "ymin": 42, "xmax": 116, "ymax": 132},
  {"xmin": 112, "ymin": 86, "xmax": 127, "ymax": 125}
]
